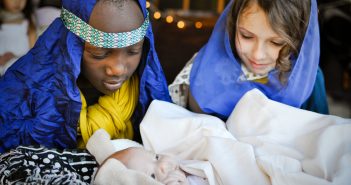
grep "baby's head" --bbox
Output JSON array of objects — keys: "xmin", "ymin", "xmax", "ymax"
[
  {"xmin": 87, "ymin": 129, "xmax": 188, "ymax": 184},
  {"xmin": 108, "ymin": 147, "xmax": 186, "ymax": 183}
]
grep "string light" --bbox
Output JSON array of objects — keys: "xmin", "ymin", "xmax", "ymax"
[
  {"xmin": 153, "ymin": 11, "xmax": 161, "ymax": 20},
  {"xmin": 146, "ymin": 1, "xmax": 150, "ymax": 8},
  {"xmin": 177, "ymin": 21, "xmax": 185, "ymax": 29},
  {"xmin": 146, "ymin": 1, "xmax": 217, "ymax": 30},
  {"xmin": 195, "ymin": 21, "xmax": 203, "ymax": 29},
  {"xmin": 165, "ymin": 15, "xmax": 174, "ymax": 23}
]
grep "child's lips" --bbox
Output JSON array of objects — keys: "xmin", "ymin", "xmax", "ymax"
[
  {"xmin": 249, "ymin": 59, "xmax": 269, "ymax": 69},
  {"xmin": 103, "ymin": 80, "xmax": 123, "ymax": 91}
]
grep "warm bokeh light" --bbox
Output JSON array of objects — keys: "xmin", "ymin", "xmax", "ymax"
[
  {"xmin": 153, "ymin": 11, "xmax": 161, "ymax": 20},
  {"xmin": 177, "ymin": 21, "xmax": 185, "ymax": 29},
  {"xmin": 195, "ymin": 21, "xmax": 203, "ymax": 29},
  {"xmin": 166, "ymin": 16, "xmax": 174, "ymax": 23},
  {"xmin": 146, "ymin": 1, "xmax": 150, "ymax": 8}
]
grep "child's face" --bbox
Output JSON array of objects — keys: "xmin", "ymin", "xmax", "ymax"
[
  {"xmin": 235, "ymin": 2, "xmax": 286, "ymax": 76},
  {"xmin": 119, "ymin": 147, "xmax": 184, "ymax": 182},
  {"xmin": 81, "ymin": 1, "xmax": 144, "ymax": 95},
  {"xmin": 3, "ymin": 0, "xmax": 27, "ymax": 13}
]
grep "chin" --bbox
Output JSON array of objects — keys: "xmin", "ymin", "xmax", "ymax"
[{"xmin": 251, "ymin": 69, "xmax": 269, "ymax": 76}]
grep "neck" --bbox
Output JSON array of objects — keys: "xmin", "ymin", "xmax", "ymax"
[
  {"xmin": 0, "ymin": 9, "xmax": 25, "ymax": 23},
  {"xmin": 77, "ymin": 75, "xmax": 103, "ymax": 106}
]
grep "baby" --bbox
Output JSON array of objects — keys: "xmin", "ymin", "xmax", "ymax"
[{"xmin": 88, "ymin": 129, "xmax": 208, "ymax": 185}]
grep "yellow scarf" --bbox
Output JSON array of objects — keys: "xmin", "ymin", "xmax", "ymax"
[{"xmin": 79, "ymin": 75, "xmax": 139, "ymax": 147}]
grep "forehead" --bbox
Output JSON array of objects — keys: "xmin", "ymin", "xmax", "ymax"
[
  {"xmin": 89, "ymin": 0, "xmax": 144, "ymax": 33},
  {"xmin": 124, "ymin": 148, "xmax": 155, "ymax": 171},
  {"xmin": 128, "ymin": 147, "xmax": 153, "ymax": 160},
  {"xmin": 238, "ymin": 2, "xmax": 279, "ymax": 38}
]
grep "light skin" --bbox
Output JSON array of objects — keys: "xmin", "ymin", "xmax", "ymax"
[
  {"xmin": 109, "ymin": 147, "xmax": 189, "ymax": 185},
  {"xmin": 235, "ymin": 2, "xmax": 286, "ymax": 76},
  {"xmin": 0, "ymin": 0, "xmax": 28, "ymax": 66},
  {"xmin": 2, "ymin": 0, "xmax": 27, "ymax": 14},
  {"xmin": 189, "ymin": 1, "xmax": 286, "ymax": 113},
  {"xmin": 81, "ymin": 0, "xmax": 144, "ymax": 95},
  {"xmin": 1, "ymin": 0, "xmax": 36, "ymax": 65}
]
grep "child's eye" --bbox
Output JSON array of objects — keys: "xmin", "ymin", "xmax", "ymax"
[
  {"xmin": 90, "ymin": 52, "xmax": 109, "ymax": 60},
  {"xmin": 271, "ymin": 41, "xmax": 285, "ymax": 47},
  {"xmin": 151, "ymin": 173, "xmax": 155, "ymax": 179},
  {"xmin": 127, "ymin": 50, "xmax": 141, "ymax": 55},
  {"xmin": 241, "ymin": 34, "xmax": 253, "ymax": 39},
  {"xmin": 92, "ymin": 55, "xmax": 107, "ymax": 59}
]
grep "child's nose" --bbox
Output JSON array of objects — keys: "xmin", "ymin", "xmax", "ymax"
[
  {"xmin": 105, "ymin": 62, "xmax": 125, "ymax": 76},
  {"xmin": 252, "ymin": 42, "xmax": 266, "ymax": 61}
]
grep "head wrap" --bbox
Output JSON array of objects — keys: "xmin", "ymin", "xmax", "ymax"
[
  {"xmin": 190, "ymin": 0, "xmax": 320, "ymax": 119},
  {"xmin": 60, "ymin": 7, "xmax": 150, "ymax": 48},
  {"xmin": 0, "ymin": 0, "xmax": 170, "ymax": 152}
]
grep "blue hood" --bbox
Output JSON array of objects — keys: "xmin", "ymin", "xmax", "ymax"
[
  {"xmin": 0, "ymin": 0, "xmax": 170, "ymax": 153},
  {"xmin": 190, "ymin": 0, "xmax": 320, "ymax": 119}
]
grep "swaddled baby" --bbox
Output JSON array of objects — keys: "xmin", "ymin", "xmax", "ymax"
[{"xmin": 87, "ymin": 129, "xmax": 208, "ymax": 185}]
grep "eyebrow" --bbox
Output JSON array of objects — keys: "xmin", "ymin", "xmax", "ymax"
[
  {"xmin": 238, "ymin": 26, "xmax": 283, "ymax": 40},
  {"xmin": 85, "ymin": 44, "xmax": 109, "ymax": 52},
  {"xmin": 85, "ymin": 41, "xmax": 143, "ymax": 51}
]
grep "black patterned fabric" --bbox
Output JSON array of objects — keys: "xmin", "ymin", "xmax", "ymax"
[{"xmin": 0, "ymin": 146, "xmax": 98, "ymax": 184}]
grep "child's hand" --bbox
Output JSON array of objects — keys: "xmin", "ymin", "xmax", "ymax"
[
  {"xmin": 0, "ymin": 52, "xmax": 15, "ymax": 65},
  {"xmin": 161, "ymin": 169, "xmax": 189, "ymax": 185}
]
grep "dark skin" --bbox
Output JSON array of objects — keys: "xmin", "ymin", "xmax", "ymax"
[{"xmin": 78, "ymin": 0, "xmax": 145, "ymax": 103}]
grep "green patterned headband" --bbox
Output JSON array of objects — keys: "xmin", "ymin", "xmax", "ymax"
[{"xmin": 60, "ymin": 7, "xmax": 149, "ymax": 48}]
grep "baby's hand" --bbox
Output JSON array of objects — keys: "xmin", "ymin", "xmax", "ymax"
[
  {"xmin": 161, "ymin": 169, "xmax": 189, "ymax": 185},
  {"xmin": 0, "ymin": 52, "xmax": 15, "ymax": 65}
]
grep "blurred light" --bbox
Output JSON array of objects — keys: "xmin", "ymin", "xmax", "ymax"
[
  {"xmin": 153, "ymin": 11, "xmax": 161, "ymax": 20},
  {"xmin": 166, "ymin": 16, "xmax": 174, "ymax": 23},
  {"xmin": 146, "ymin": 1, "xmax": 150, "ymax": 8},
  {"xmin": 177, "ymin": 21, "xmax": 185, "ymax": 29},
  {"xmin": 195, "ymin": 21, "xmax": 203, "ymax": 29}
]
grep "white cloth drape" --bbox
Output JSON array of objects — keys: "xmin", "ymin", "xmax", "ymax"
[{"xmin": 141, "ymin": 89, "xmax": 351, "ymax": 185}]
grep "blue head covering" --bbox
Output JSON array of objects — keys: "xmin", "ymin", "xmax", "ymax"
[
  {"xmin": 190, "ymin": 0, "xmax": 320, "ymax": 119},
  {"xmin": 0, "ymin": 0, "xmax": 170, "ymax": 153}
]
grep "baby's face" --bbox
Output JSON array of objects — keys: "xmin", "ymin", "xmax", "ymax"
[{"xmin": 121, "ymin": 148, "xmax": 185, "ymax": 182}]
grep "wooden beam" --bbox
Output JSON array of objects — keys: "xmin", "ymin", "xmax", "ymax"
[
  {"xmin": 183, "ymin": 0, "xmax": 190, "ymax": 11},
  {"xmin": 217, "ymin": 0, "xmax": 225, "ymax": 13}
]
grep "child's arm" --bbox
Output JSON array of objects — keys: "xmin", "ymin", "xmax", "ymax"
[{"xmin": 0, "ymin": 52, "xmax": 15, "ymax": 66}]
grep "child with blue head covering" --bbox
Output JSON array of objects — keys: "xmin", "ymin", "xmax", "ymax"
[
  {"xmin": 0, "ymin": 0, "xmax": 171, "ymax": 153},
  {"xmin": 169, "ymin": 0, "xmax": 329, "ymax": 120}
]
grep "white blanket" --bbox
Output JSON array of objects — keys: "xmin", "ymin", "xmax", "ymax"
[{"xmin": 140, "ymin": 89, "xmax": 351, "ymax": 185}]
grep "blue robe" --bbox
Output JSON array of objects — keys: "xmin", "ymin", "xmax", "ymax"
[
  {"xmin": 0, "ymin": 0, "xmax": 171, "ymax": 153},
  {"xmin": 189, "ymin": 0, "xmax": 328, "ymax": 119}
]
